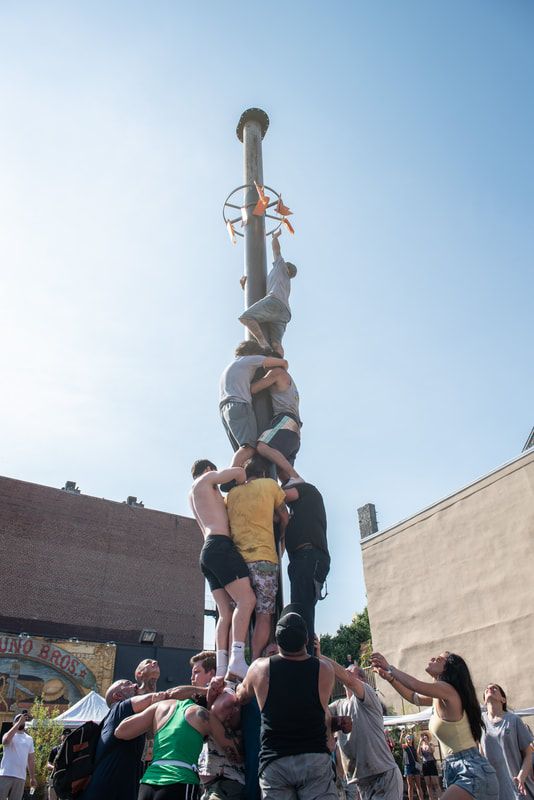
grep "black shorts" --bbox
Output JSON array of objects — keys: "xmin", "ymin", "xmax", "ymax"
[
  {"xmin": 257, "ymin": 414, "xmax": 301, "ymax": 465},
  {"xmin": 200, "ymin": 535, "xmax": 250, "ymax": 591},
  {"xmin": 139, "ymin": 783, "xmax": 199, "ymax": 800},
  {"xmin": 422, "ymin": 761, "xmax": 438, "ymax": 777}
]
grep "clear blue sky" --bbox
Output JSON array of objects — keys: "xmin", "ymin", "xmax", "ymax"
[{"xmin": 1, "ymin": 2, "xmax": 532, "ymax": 643}]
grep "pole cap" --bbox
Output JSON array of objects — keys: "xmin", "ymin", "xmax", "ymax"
[{"xmin": 236, "ymin": 108, "xmax": 269, "ymax": 142}]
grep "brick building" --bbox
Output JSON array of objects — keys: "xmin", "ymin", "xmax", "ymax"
[{"xmin": 0, "ymin": 474, "xmax": 203, "ymax": 728}]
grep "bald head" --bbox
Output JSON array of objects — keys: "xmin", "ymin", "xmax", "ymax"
[
  {"xmin": 105, "ymin": 679, "xmax": 138, "ymax": 707},
  {"xmin": 211, "ymin": 690, "xmax": 241, "ymax": 730},
  {"xmin": 347, "ymin": 664, "xmax": 367, "ymax": 682}
]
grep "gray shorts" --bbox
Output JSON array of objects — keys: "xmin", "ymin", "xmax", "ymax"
[
  {"xmin": 239, "ymin": 295, "xmax": 291, "ymax": 345},
  {"xmin": 260, "ymin": 752, "xmax": 338, "ymax": 800},
  {"xmin": 0, "ymin": 776, "xmax": 25, "ymax": 800},
  {"xmin": 220, "ymin": 401, "xmax": 257, "ymax": 450},
  {"xmin": 356, "ymin": 766, "xmax": 403, "ymax": 800}
]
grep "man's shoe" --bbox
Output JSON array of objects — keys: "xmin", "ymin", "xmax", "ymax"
[{"xmin": 282, "ymin": 477, "xmax": 305, "ymax": 489}]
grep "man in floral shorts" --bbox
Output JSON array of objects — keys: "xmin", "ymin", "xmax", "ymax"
[{"xmin": 226, "ymin": 455, "xmax": 289, "ymax": 669}]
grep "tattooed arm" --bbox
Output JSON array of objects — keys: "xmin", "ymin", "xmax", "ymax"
[
  {"xmin": 208, "ymin": 712, "xmax": 243, "ymax": 764},
  {"xmin": 184, "ymin": 704, "xmax": 212, "ymax": 739}
]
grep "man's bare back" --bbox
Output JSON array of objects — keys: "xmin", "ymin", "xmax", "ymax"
[{"xmin": 189, "ymin": 467, "xmax": 245, "ymax": 538}]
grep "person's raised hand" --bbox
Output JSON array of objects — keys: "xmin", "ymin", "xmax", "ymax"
[
  {"xmin": 374, "ymin": 666, "xmax": 393, "ymax": 683},
  {"xmin": 207, "ymin": 676, "xmax": 225, "ymax": 708},
  {"xmin": 314, "ymin": 635, "xmax": 321, "ymax": 657},
  {"xmin": 371, "ymin": 652, "xmax": 389, "ymax": 671}
]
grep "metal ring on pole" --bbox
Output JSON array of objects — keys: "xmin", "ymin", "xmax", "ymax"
[{"xmin": 223, "ymin": 184, "xmax": 284, "ymax": 238}]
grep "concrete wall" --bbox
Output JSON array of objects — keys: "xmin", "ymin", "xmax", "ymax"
[
  {"xmin": 361, "ymin": 449, "xmax": 534, "ymax": 712},
  {"xmin": 0, "ymin": 475, "xmax": 203, "ymax": 650}
]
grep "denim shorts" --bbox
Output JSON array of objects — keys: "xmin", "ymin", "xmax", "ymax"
[{"xmin": 443, "ymin": 748, "xmax": 498, "ymax": 800}]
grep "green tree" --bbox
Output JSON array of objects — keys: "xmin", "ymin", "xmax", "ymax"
[
  {"xmin": 320, "ymin": 607, "xmax": 371, "ymax": 666},
  {"xmin": 28, "ymin": 699, "xmax": 62, "ymax": 799}
]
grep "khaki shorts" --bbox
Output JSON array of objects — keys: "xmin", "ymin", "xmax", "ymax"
[{"xmin": 247, "ymin": 561, "xmax": 279, "ymax": 614}]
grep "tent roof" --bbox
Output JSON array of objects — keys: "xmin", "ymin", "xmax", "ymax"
[
  {"xmin": 54, "ymin": 691, "xmax": 108, "ymax": 725},
  {"xmin": 383, "ymin": 708, "xmax": 432, "ymax": 727}
]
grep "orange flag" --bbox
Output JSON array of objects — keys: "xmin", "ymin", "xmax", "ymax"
[
  {"xmin": 276, "ymin": 197, "xmax": 292, "ymax": 216},
  {"xmin": 282, "ymin": 217, "xmax": 295, "ymax": 234},
  {"xmin": 226, "ymin": 220, "xmax": 237, "ymax": 244},
  {"xmin": 253, "ymin": 181, "xmax": 270, "ymax": 216}
]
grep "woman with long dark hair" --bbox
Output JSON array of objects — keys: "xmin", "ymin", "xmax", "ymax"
[
  {"xmin": 482, "ymin": 683, "xmax": 534, "ymax": 799},
  {"xmin": 372, "ymin": 651, "xmax": 498, "ymax": 800}
]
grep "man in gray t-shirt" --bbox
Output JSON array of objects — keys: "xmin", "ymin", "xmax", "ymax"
[
  {"xmin": 482, "ymin": 709, "xmax": 534, "ymax": 800},
  {"xmin": 219, "ymin": 340, "xmax": 288, "ymax": 468},
  {"xmin": 321, "ymin": 652, "xmax": 402, "ymax": 800},
  {"xmin": 238, "ymin": 230, "xmax": 297, "ymax": 355}
]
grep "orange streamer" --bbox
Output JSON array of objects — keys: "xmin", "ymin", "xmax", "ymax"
[
  {"xmin": 253, "ymin": 181, "xmax": 270, "ymax": 216},
  {"xmin": 226, "ymin": 220, "xmax": 237, "ymax": 244},
  {"xmin": 282, "ymin": 217, "xmax": 295, "ymax": 234},
  {"xmin": 276, "ymin": 197, "xmax": 292, "ymax": 216}
]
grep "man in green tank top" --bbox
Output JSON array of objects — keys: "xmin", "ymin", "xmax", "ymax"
[{"xmin": 115, "ymin": 693, "xmax": 243, "ymax": 800}]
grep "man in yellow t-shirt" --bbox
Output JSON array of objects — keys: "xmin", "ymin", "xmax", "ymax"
[{"xmin": 226, "ymin": 455, "xmax": 289, "ymax": 667}]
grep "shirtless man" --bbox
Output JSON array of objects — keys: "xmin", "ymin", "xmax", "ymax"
[
  {"xmin": 189, "ymin": 459, "xmax": 256, "ymax": 681},
  {"xmin": 251, "ymin": 365, "xmax": 303, "ymax": 486}
]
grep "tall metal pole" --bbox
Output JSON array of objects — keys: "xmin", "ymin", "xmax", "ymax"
[
  {"xmin": 236, "ymin": 108, "xmax": 273, "ymax": 444},
  {"xmin": 236, "ymin": 108, "xmax": 270, "ymax": 311}
]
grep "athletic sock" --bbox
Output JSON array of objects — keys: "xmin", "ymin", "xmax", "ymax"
[
  {"xmin": 227, "ymin": 641, "xmax": 248, "ymax": 679},
  {"xmin": 216, "ymin": 649, "xmax": 228, "ymax": 677}
]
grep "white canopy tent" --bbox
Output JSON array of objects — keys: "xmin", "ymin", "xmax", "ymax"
[
  {"xmin": 383, "ymin": 708, "xmax": 432, "ymax": 727},
  {"xmin": 53, "ymin": 691, "xmax": 108, "ymax": 727}
]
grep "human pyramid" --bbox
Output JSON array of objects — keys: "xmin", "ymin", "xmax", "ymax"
[{"xmin": 190, "ymin": 228, "xmax": 330, "ymax": 684}]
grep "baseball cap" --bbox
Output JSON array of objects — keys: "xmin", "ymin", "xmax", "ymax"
[{"xmin": 275, "ymin": 603, "xmax": 308, "ymax": 653}]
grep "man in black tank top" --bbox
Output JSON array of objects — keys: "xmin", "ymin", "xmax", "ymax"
[{"xmin": 234, "ymin": 604, "xmax": 338, "ymax": 799}]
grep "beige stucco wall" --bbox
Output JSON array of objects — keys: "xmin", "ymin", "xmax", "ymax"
[{"xmin": 361, "ymin": 449, "xmax": 534, "ymax": 713}]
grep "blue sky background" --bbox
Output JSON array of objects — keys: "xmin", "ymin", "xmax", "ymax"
[{"xmin": 1, "ymin": 1, "xmax": 532, "ymax": 644}]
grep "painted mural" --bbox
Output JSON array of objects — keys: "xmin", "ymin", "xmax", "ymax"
[{"xmin": 0, "ymin": 634, "xmax": 116, "ymax": 717}]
